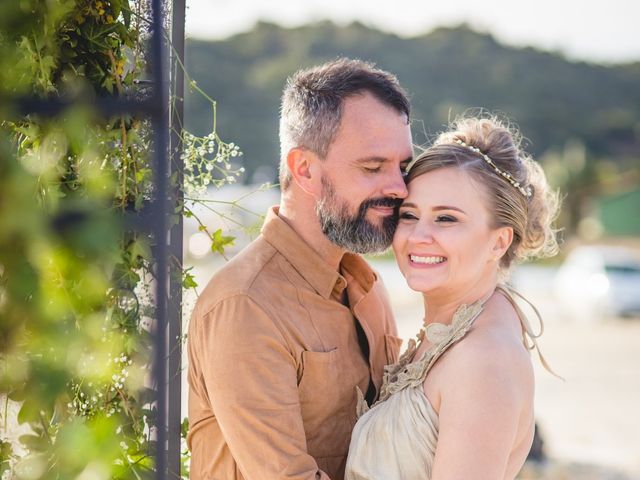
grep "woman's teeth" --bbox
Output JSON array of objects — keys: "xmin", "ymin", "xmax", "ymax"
[{"xmin": 410, "ymin": 255, "xmax": 446, "ymax": 265}]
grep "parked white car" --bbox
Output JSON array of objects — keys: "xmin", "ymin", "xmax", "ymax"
[{"xmin": 553, "ymin": 245, "xmax": 640, "ymax": 321}]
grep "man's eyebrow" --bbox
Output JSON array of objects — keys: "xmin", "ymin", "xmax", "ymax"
[
  {"xmin": 355, "ymin": 156, "xmax": 388, "ymax": 164},
  {"xmin": 355, "ymin": 156, "xmax": 414, "ymax": 165}
]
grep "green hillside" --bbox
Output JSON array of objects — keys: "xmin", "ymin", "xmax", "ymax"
[{"xmin": 184, "ymin": 21, "xmax": 640, "ymax": 186}]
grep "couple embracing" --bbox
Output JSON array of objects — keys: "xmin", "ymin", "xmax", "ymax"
[{"xmin": 187, "ymin": 58, "xmax": 559, "ymax": 480}]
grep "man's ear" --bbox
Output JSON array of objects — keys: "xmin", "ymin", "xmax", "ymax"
[
  {"xmin": 286, "ymin": 147, "xmax": 320, "ymax": 196},
  {"xmin": 492, "ymin": 226, "xmax": 514, "ymax": 261}
]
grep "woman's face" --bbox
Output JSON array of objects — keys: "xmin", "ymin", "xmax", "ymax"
[{"xmin": 392, "ymin": 167, "xmax": 512, "ymax": 297}]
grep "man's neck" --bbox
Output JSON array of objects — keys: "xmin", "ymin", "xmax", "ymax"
[{"xmin": 278, "ymin": 201, "xmax": 346, "ymax": 271}]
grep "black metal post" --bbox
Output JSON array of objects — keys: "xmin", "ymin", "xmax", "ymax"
[
  {"xmin": 168, "ymin": 0, "xmax": 186, "ymax": 478},
  {"xmin": 149, "ymin": 0, "xmax": 169, "ymax": 478}
]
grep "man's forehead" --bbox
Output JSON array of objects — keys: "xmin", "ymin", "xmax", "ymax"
[{"xmin": 341, "ymin": 92, "xmax": 405, "ymax": 118}]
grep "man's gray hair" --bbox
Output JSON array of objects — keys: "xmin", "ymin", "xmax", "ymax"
[{"xmin": 278, "ymin": 58, "xmax": 410, "ymax": 190}]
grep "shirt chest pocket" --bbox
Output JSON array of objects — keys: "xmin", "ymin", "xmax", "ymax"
[
  {"xmin": 299, "ymin": 348, "xmax": 365, "ymax": 456},
  {"xmin": 298, "ymin": 349, "xmax": 356, "ymax": 434}
]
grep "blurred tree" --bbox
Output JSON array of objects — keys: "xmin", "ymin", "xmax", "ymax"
[{"xmin": 185, "ymin": 21, "xmax": 640, "ymax": 236}]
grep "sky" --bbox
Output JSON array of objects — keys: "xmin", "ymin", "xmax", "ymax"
[{"xmin": 185, "ymin": 0, "xmax": 640, "ymax": 64}]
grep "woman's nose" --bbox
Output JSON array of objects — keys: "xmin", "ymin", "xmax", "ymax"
[{"xmin": 407, "ymin": 221, "xmax": 434, "ymax": 245}]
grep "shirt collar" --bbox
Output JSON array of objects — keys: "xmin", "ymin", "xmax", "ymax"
[{"xmin": 261, "ymin": 206, "xmax": 376, "ymax": 299}]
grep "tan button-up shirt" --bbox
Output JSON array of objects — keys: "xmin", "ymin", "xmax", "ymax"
[{"xmin": 187, "ymin": 207, "xmax": 402, "ymax": 480}]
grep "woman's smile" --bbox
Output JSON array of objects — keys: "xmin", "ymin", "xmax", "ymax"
[{"xmin": 408, "ymin": 254, "xmax": 447, "ymax": 266}]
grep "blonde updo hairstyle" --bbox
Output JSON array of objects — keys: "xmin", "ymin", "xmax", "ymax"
[{"xmin": 406, "ymin": 116, "xmax": 560, "ymax": 273}]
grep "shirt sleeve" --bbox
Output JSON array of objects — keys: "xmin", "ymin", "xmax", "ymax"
[{"xmin": 194, "ymin": 294, "xmax": 331, "ymax": 480}]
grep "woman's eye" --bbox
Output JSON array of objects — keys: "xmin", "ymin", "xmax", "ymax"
[
  {"xmin": 364, "ymin": 166, "xmax": 382, "ymax": 173},
  {"xmin": 436, "ymin": 214, "xmax": 457, "ymax": 223},
  {"xmin": 399, "ymin": 211, "xmax": 418, "ymax": 220}
]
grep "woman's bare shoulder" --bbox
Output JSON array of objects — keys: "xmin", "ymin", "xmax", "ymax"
[{"xmin": 443, "ymin": 300, "xmax": 535, "ymax": 397}]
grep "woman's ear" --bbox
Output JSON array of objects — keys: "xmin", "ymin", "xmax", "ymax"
[
  {"xmin": 286, "ymin": 147, "xmax": 321, "ymax": 196},
  {"xmin": 492, "ymin": 226, "xmax": 514, "ymax": 261}
]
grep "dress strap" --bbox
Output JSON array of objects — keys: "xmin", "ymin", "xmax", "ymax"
[{"xmin": 496, "ymin": 284, "xmax": 563, "ymax": 380}]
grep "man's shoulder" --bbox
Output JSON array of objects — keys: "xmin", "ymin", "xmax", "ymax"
[{"xmin": 195, "ymin": 236, "xmax": 277, "ymax": 311}]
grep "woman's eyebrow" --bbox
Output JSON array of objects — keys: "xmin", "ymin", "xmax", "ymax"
[
  {"xmin": 399, "ymin": 203, "xmax": 467, "ymax": 214},
  {"xmin": 433, "ymin": 205, "xmax": 466, "ymax": 214}
]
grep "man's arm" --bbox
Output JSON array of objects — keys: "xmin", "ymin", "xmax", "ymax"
[{"xmin": 194, "ymin": 294, "xmax": 330, "ymax": 480}]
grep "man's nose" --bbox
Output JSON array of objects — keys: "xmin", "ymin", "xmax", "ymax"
[{"xmin": 382, "ymin": 169, "xmax": 408, "ymax": 199}]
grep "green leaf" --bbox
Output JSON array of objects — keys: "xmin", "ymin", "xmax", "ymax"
[
  {"xmin": 102, "ymin": 76, "xmax": 114, "ymax": 94},
  {"xmin": 135, "ymin": 168, "xmax": 151, "ymax": 184},
  {"xmin": 180, "ymin": 418, "xmax": 190, "ymax": 438},
  {"xmin": 122, "ymin": 71, "xmax": 134, "ymax": 86},
  {"xmin": 111, "ymin": 0, "xmax": 122, "ymax": 17},
  {"xmin": 0, "ymin": 439, "xmax": 12, "ymax": 457},
  {"xmin": 18, "ymin": 434, "xmax": 47, "ymax": 451},
  {"xmin": 210, "ymin": 229, "xmax": 234, "ymax": 254},
  {"xmin": 134, "ymin": 193, "xmax": 145, "ymax": 211},
  {"xmin": 182, "ymin": 272, "xmax": 198, "ymax": 289},
  {"xmin": 168, "ymin": 212, "xmax": 180, "ymax": 229},
  {"xmin": 129, "ymin": 238, "xmax": 152, "ymax": 261},
  {"xmin": 122, "ymin": 0, "xmax": 132, "ymax": 27},
  {"xmin": 0, "ymin": 439, "xmax": 13, "ymax": 475}
]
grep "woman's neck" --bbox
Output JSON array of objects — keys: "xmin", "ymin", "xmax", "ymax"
[{"xmin": 422, "ymin": 278, "xmax": 499, "ymax": 326}]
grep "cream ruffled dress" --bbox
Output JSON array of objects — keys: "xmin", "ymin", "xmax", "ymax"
[{"xmin": 344, "ymin": 286, "xmax": 547, "ymax": 480}]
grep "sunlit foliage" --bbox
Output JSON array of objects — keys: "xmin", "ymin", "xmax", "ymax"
[{"xmin": 0, "ymin": 1, "xmax": 241, "ymax": 478}]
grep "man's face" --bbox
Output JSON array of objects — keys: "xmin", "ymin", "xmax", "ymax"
[{"xmin": 315, "ymin": 92, "xmax": 413, "ymax": 254}]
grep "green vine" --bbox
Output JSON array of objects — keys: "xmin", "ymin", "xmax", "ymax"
[{"xmin": 0, "ymin": 1, "xmax": 246, "ymax": 478}]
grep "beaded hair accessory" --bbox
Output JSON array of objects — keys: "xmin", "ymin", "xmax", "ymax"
[
  {"xmin": 453, "ymin": 139, "xmax": 532, "ymax": 197},
  {"xmin": 404, "ymin": 139, "xmax": 532, "ymax": 198}
]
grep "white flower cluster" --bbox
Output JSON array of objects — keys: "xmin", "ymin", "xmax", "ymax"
[
  {"xmin": 67, "ymin": 385, "xmax": 103, "ymax": 417},
  {"xmin": 67, "ymin": 353, "xmax": 133, "ymax": 418},
  {"xmin": 181, "ymin": 131, "xmax": 245, "ymax": 195},
  {"xmin": 110, "ymin": 353, "xmax": 132, "ymax": 391}
]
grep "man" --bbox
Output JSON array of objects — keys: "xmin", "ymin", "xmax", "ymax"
[{"xmin": 187, "ymin": 58, "xmax": 413, "ymax": 480}]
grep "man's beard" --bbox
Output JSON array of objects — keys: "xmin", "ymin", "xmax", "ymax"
[{"xmin": 316, "ymin": 176, "xmax": 401, "ymax": 254}]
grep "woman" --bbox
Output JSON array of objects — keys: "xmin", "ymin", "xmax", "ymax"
[{"xmin": 345, "ymin": 116, "xmax": 559, "ymax": 479}]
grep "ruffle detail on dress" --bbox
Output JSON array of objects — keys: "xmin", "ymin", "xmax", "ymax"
[{"xmin": 376, "ymin": 300, "xmax": 485, "ymax": 404}]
